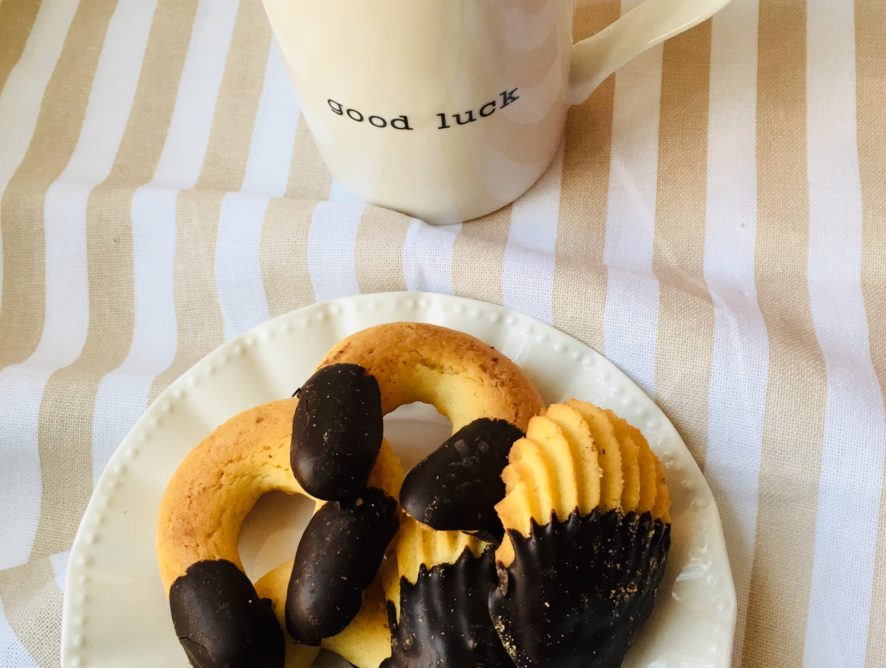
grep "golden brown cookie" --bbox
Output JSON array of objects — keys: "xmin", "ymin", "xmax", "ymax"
[
  {"xmin": 156, "ymin": 399, "xmax": 403, "ymax": 589},
  {"xmin": 157, "ymin": 399, "xmax": 303, "ymax": 589},
  {"xmin": 156, "ymin": 398, "xmax": 403, "ymax": 668},
  {"xmin": 319, "ymin": 322, "xmax": 544, "ymax": 431}
]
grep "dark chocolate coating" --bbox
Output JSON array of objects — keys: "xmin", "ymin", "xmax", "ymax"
[
  {"xmin": 291, "ymin": 363, "xmax": 383, "ymax": 501},
  {"xmin": 286, "ymin": 487, "xmax": 399, "ymax": 645},
  {"xmin": 169, "ymin": 559, "xmax": 284, "ymax": 668},
  {"xmin": 488, "ymin": 509, "xmax": 670, "ymax": 668},
  {"xmin": 399, "ymin": 418, "xmax": 524, "ymax": 542},
  {"xmin": 382, "ymin": 547, "xmax": 513, "ymax": 668}
]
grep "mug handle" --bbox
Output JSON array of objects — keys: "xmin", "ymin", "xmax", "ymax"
[{"xmin": 568, "ymin": 0, "xmax": 733, "ymax": 104}]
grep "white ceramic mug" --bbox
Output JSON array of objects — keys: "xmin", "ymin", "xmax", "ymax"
[{"xmin": 263, "ymin": 0, "xmax": 731, "ymax": 225}]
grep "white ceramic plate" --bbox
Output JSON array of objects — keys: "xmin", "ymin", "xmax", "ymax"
[{"xmin": 61, "ymin": 292, "xmax": 736, "ymax": 667}]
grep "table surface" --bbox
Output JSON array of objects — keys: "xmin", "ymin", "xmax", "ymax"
[{"xmin": 0, "ymin": 0, "xmax": 884, "ymax": 667}]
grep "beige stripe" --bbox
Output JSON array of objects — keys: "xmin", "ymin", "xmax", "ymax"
[
  {"xmin": 355, "ymin": 206, "xmax": 409, "ymax": 294},
  {"xmin": 194, "ymin": 0, "xmax": 271, "ymax": 193},
  {"xmin": 194, "ymin": 2, "xmax": 270, "ymax": 193},
  {"xmin": 857, "ymin": 0, "xmax": 886, "ymax": 664},
  {"xmin": 29, "ymin": 0, "xmax": 201, "ymax": 562},
  {"xmin": 744, "ymin": 1, "xmax": 826, "ymax": 664},
  {"xmin": 150, "ymin": 0, "xmax": 271, "ymax": 401},
  {"xmin": 0, "ymin": 559, "xmax": 63, "ymax": 668},
  {"xmin": 285, "ymin": 121, "xmax": 333, "ymax": 200},
  {"xmin": 652, "ymin": 21, "xmax": 714, "ymax": 469},
  {"xmin": 0, "ymin": 0, "xmax": 40, "ymax": 91},
  {"xmin": 261, "ymin": 198, "xmax": 318, "ymax": 316},
  {"xmin": 0, "ymin": 0, "xmax": 116, "ymax": 371},
  {"xmin": 551, "ymin": 0, "xmax": 619, "ymax": 351},
  {"xmin": 451, "ymin": 205, "xmax": 513, "ymax": 304}
]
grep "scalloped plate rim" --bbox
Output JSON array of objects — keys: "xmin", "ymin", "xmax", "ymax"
[{"xmin": 61, "ymin": 291, "xmax": 736, "ymax": 667}]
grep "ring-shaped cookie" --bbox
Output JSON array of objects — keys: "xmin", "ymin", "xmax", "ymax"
[
  {"xmin": 156, "ymin": 397, "xmax": 404, "ymax": 667},
  {"xmin": 157, "ymin": 322, "xmax": 545, "ymax": 668},
  {"xmin": 318, "ymin": 322, "xmax": 544, "ymax": 431}
]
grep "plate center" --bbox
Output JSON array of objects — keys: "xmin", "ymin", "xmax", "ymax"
[
  {"xmin": 383, "ymin": 401, "xmax": 453, "ymax": 471},
  {"xmin": 238, "ymin": 491, "xmax": 315, "ymax": 582}
]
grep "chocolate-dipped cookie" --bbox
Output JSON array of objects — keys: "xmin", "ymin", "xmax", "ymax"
[
  {"xmin": 399, "ymin": 418, "xmax": 524, "ymax": 542},
  {"xmin": 383, "ymin": 518, "xmax": 512, "ymax": 668},
  {"xmin": 291, "ymin": 363, "xmax": 383, "ymax": 501},
  {"xmin": 286, "ymin": 487, "xmax": 399, "ymax": 645},
  {"xmin": 489, "ymin": 510, "xmax": 670, "ymax": 667},
  {"xmin": 491, "ymin": 401, "xmax": 672, "ymax": 667},
  {"xmin": 169, "ymin": 559, "xmax": 284, "ymax": 668},
  {"xmin": 385, "ymin": 548, "xmax": 513, "ymax": 667}
]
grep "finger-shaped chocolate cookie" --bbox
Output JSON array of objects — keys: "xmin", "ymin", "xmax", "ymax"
[
  {"xmin": 399, "ymin": 418, "xmax": 524, "ymax": 542},
  {"xmin": 170, "ymin": 559, "xmax": 284, "ymax": 668},
  {"xmin": 291, "ymin": 363, "xmax": 384, "ymax": 501},
  {"xmin": 286, "ymin": 487, "xmax": 399, "ymax": 644}
]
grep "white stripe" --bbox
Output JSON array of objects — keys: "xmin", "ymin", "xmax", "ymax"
[
  {"xmin": 601, "ymin": 4, "xmax": 663, "ymax": 395},
  {"xmin": 0, "ymin": 368, "xmax": 70, "ymax": 569},
  {"xmin": 307, "ymin": 202, "xmax": 365, "ymax": 302},
  {"xmin": 91, "ymin": 195, "xmax": 177, "ymax": 483},
  {"xmin": 403, "ymin": 220, "xmax": 462, "ymax": 295},
  {"xmin": 216, "ymin": 193, "xmax": 272, "ymax": 340},
  {"xmin": 804, "ymin": 3, "xmax": 885, "ymax": 665},
  {"xmin": 701, "ymin": 1, "xmax": 765, "ymax": 664},
  {"xmin": 0, "ymin": 0, "xmax": 81, "ymax": 313},
  {"xmin": 150, "ymin": 0, "xmax": 239, "ymax": 189},
  {"xmin": 90, "ymin": 0, "xmax": 240, "ymax": 482},
  {"xmin": 0, "ymin": 0, "xmax": 156, "ymax": 568},
  {"xmin": 501, "ymin": 142, "xmax": 564, "ymax": 325},
  {"xmin": 49, "ymin": 550, "xmax": 70, "ymax": 593},
  {"xmin": 0, "ymin": 596, "xmax": 37, "ymax": 668},
  {"xmin": 240, "ymin": 41, "xmax": 300, "ymax": 196}
]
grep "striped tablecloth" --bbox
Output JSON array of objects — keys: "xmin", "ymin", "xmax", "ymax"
[{"xmin": 1, "ymin": 0, "xmax": 884, "ymax": 666}]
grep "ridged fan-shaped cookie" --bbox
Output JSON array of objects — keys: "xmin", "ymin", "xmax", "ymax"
[
  {"xmin": 491, "ymin": 401, "xmax": 672, "ymax": 667},
  {"xmin": 542, "ymin": 403, "xmax": 601, "ymax": 514},
  {"xmin": 635, "ymin": 438, "xmax": 658, "ymax": 513},
  {"xmin": 600, "ymin": 407, "xmax": 667, "ymax": 520},
  {"xmin": 652, "ymin": 456, "xmax": 671, "ymax": 523},
  {"xmin": 525, "ymin": 416, "xmax": 579, "ymax": 518},
  {"xmin": 498, "ymin": 438, "xmax": 556, "ymax": 532},
  {"xmin": 581, "ymin": 406, "xmax": 641, "ymax": 511},
  {"xmin": 617, "ymin": 431, "xmax": 641, "ymax": 510},
  {"xmin": 603, "ymin": 410, "xmax": 641, "ymax": 510},
  {"xmin": 385, "ymin": 516, "xmax": 489, "ymax": 619},
  {"xmin": 496, "ymin": 401, "xmax": 671, "ymax": 566},
  {"xmin": 564, "ymin": 400, "xmax": 623, "ymax": 509}
]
